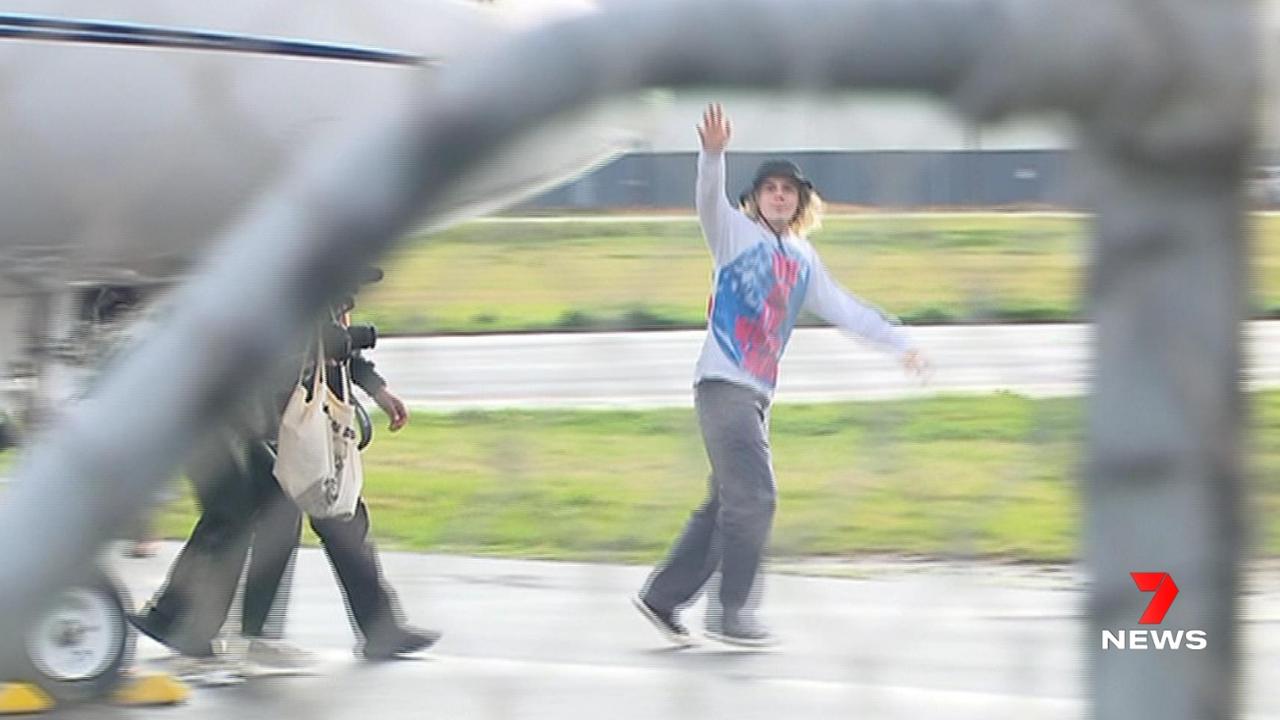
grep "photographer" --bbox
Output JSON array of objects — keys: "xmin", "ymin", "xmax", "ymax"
[
  {"xmin": 130, "ymin": 269, "xmax": 436, "ymax": 682},
  {"xmin": 304, "ymin": 299, "xmax": 435, "ymax": 659}
]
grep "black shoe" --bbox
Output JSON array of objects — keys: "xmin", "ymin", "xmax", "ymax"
[
  {"xmin": 361, "ymin": 626, "xmax": 442, "ymax": 661},
  {"xmin": 127, "ymin": 610, "xmax": 215, "ymax": 658},
  {"xmin": 631, "ymin": 595, "xmax": 694, "ymax": 647},
  {"xmin": 705, "ymin": 613, "xmax": 776, "ymax": 648}
]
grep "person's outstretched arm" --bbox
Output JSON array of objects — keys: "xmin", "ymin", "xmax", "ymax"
[{"xmin": 803, "ymin": 254, "xmax": 928, "ymax": 377}]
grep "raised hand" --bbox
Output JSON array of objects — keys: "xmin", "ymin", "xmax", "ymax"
[{"xmin": 697, "ymin": 102, "xmax": 731, "ymax": 153}]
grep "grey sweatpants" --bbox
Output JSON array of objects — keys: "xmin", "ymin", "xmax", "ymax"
[{"xmin": 641, "ymin": 379, "xmax": 776, "ymax": 620}]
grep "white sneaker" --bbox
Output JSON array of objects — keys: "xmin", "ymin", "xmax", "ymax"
[
  {"xmin": 164, "ymin": 655, "xmax": 246, "ymax": 687},
  {"xmin": 703, "ymin": 614, "xmax": 778, "ymax": 648},
  {"xmin": 244, "ymin": 638, "xmax": 320, "ymax": 675}
]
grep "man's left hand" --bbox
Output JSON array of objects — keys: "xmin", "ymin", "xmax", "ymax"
[{"xmin": 373, "ymin": 388, "xmax": 410, "ymax": 432}]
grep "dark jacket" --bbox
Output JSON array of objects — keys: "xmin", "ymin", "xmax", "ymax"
[{"xmin": 189, "ymin": 314, "xmax": 384, "ymax": 479}]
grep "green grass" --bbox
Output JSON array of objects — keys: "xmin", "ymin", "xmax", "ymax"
[
  {"xmin": 356, "ymin": 213, "xmax": 1280, "ymax": 334},
  {"xmin": 359, "ymin": 214, "xmax": 1088, "ymax": 334},
  {"xmin": 118, "ymin": 390, "xmax": 1280, "ymax": 563}
]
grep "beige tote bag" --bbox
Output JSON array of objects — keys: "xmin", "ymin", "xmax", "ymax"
[{"xmin": 274, "ymin": 341, "xmax": 363, "ymax": 520}]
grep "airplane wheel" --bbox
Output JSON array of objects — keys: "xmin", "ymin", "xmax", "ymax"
[{"xmin": 18, "ymin": 570, "xmax": 134, "ymax": 703}]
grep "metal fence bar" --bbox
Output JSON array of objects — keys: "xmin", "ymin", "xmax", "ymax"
[
  {"xmin": 0, "ymin": 1, "xmax": 1255, "ymax": 717},
  {"xmin": 1065, "ymin": 2, "xmax": 1253, "ymax": 718},
  {"xmin": 1080, "ymin": 13, "xmax": 1254, "ymax": 720}
]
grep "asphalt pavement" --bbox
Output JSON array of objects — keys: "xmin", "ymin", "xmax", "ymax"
[
  {"xmin": 40, "ymin": 545, "xmax": 1278, "ymax": 720},
  {"xmin": 365, "ymin": 321, "xmax": 1280, "ymax": 410}
]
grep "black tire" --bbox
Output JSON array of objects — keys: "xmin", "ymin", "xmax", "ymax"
[{"xmin": 16, "ymin": 568, "xmax": 135, "ymax": 703}]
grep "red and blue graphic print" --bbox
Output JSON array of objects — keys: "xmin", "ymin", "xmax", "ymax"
[{"xmin": 709, "ymin": 243, "xmax": 810, "ymax": 387}]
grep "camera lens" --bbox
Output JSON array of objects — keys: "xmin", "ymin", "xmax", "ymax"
[{"xmin": 347, "ymin": 325, "xmax": 377, "ymax": 351}]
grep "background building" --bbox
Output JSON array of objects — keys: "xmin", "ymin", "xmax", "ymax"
[
  {"xmin": 523, "ymin": 92, "xmax": 1076, "ymax": 209},
  {"xmin": 499, "ymin": 0, "xmax": 1280, "ymax": 210}
]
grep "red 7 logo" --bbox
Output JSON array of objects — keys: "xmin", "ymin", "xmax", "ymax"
[{"xmin": 1131, "ymin": 572, "xmax": 1179, "ymax": 625}]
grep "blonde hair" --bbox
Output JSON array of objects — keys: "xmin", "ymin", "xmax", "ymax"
[{"xmin": 739, "ymin": 189, "xmax": 825, "ymax": 236}]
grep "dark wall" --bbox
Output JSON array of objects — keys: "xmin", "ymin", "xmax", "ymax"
[{"xmin": 523, "ymin": 150, "xmax": 1072, "ymax": 209}]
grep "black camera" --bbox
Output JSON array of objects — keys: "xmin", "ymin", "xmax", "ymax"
[
  {"xmin": 323, "ymin": 265, "xmax": 382, "ymax": 360},
  {"xmin": 322, "ymin": 321, "xmax": 378, "ymax": 362},
  {"xmin": 346, "ymin": 324, "xmax": 377, "ymax": 352}
]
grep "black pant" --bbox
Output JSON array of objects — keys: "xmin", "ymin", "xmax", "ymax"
[
  {"xmin": 310, "ymin": 499, "xmax": 406, "ymax": 644},
  {"xmin": 146, "ymin": 442, "xmax": 406, "ymax": 654},
  {"xmin": 143, "ymin": 440, "xmax": 301, "ymax": 656}
]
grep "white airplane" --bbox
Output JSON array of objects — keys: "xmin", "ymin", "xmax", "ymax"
[
  {"xmin": 0, "ymin": 0, "xmax": 657, "ymax": 424},
  {"xmin": 0, "ymin": 0, "xmax": 651, "ymax": 413},
  {"xmin": 0, "ymin": 0, "xmax": 649, "ymax": 702}
]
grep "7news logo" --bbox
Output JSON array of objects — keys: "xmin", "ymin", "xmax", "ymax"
[{"xmin": 1101, "ymin": 572, "xmax": 1208, "ymax": 651}]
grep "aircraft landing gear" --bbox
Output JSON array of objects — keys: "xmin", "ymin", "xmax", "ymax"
[{"xmin": 13, "ymin": 569, "xmax": 135, "ymax": 704}]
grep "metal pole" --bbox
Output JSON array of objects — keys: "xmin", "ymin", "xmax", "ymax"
[
  {"xmin": 957, "ymin": 3, "xmax": 1255, "ymax": 715},
  {"xmin": 1084, "ymin": 152, "xmax": 1248, "ymax": 720},
  {"xmin": 1077, "ymin": 6, "xmax": 1255, "ymax": 718}
]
